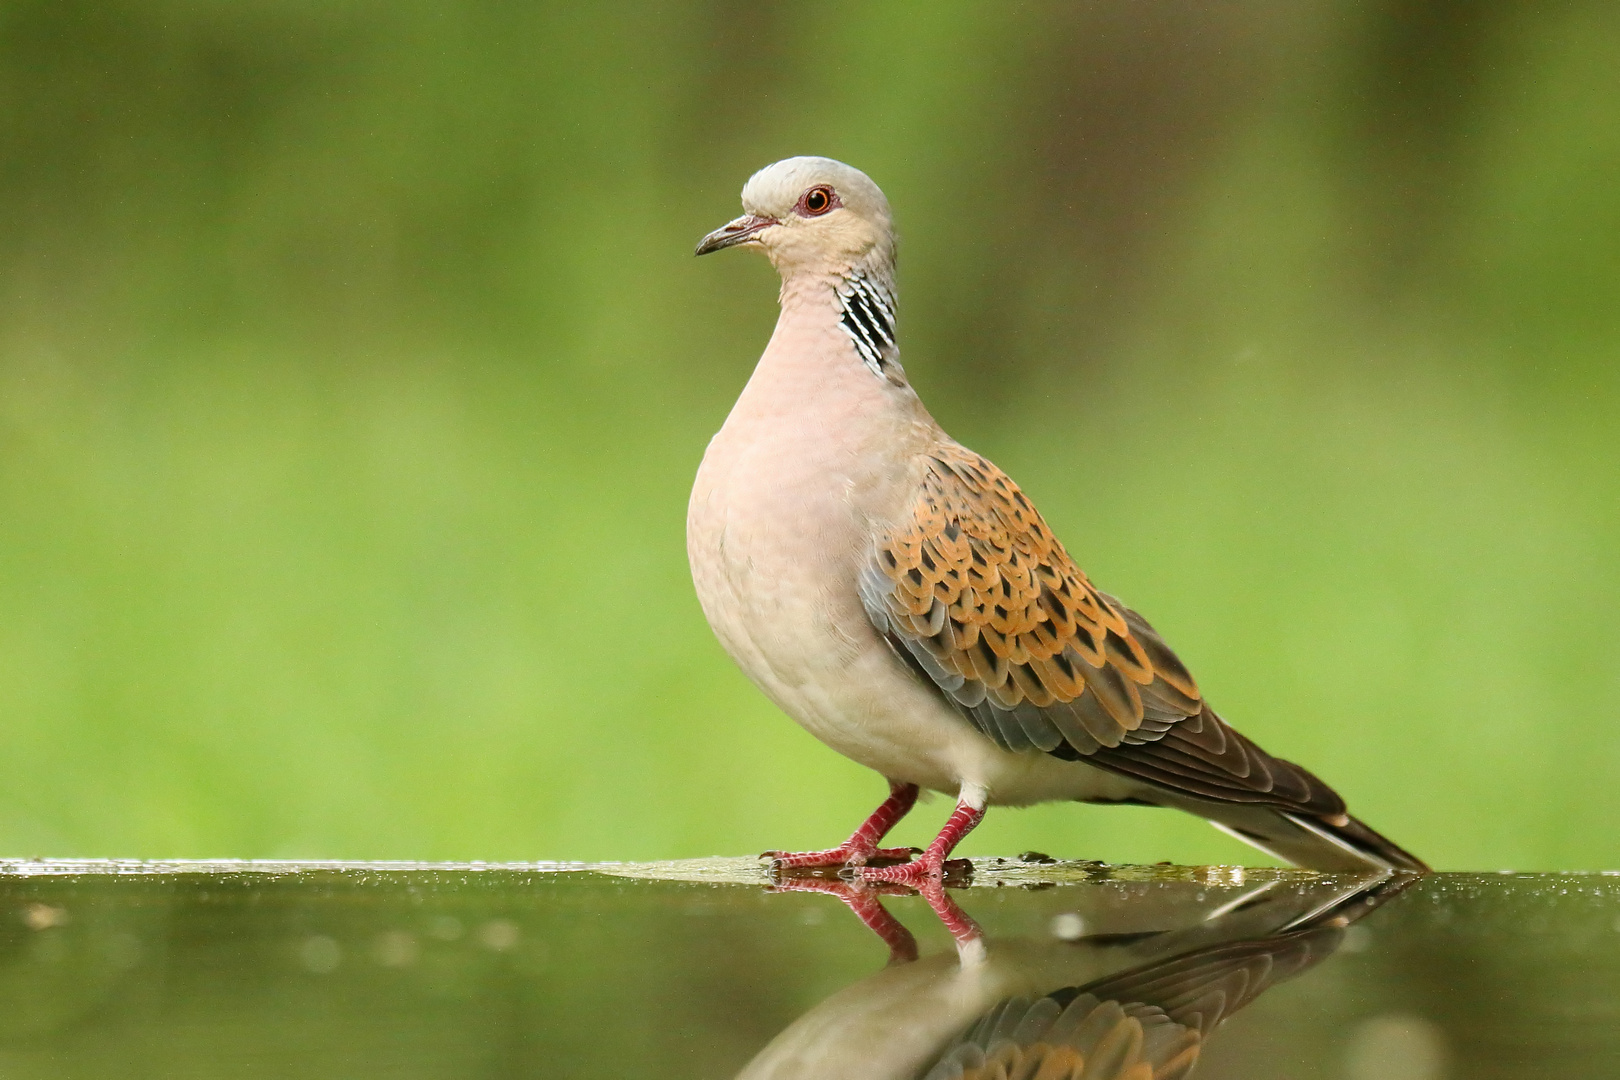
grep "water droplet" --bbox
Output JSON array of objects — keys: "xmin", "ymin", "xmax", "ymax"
[
  {"xmin": 22, "ymin": 903, "xmax": 68, "ymax": 931},
  {"xmin": 1345, "ymin": 1014, "xmax": 1447, "ymax": 1080},
  {"xmin": 299, "ymin": 935, "xmax": 341, "ymax": 973},
  {"xmin": 373, "ymin": 931, "xmax": 418, "ymax": 967},
  {"xmin": 478, "ymin": 919, "xmax": 519, "ymax": 951}
]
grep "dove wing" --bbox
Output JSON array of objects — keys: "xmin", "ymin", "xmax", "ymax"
[{"xmin": 860, "ymin": 443, "xmax": 1344, "ymax": 817}]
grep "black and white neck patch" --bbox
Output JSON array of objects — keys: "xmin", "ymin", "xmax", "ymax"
[{"xmin": 837, "ymin": 273, "xmax": 903, "ymax": 383}]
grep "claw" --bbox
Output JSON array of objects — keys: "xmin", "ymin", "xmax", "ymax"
[{"xmin": 765, "ymin": 843, "xmax": 866, "ymax": 871}]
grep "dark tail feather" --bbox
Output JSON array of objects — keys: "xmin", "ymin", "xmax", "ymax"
[{"xmin": 1203, "ymin": 804, "xmax": 1430, "ymax": 872}]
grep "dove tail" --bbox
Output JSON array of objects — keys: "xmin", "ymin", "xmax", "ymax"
[{"xmin": 1204, "ymin": 804, "xmax": 1430, "ymax": 873}]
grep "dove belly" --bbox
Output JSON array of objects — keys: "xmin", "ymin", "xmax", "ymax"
[
  {"xmin": 769, "ymin": 628, "xmax": 1145, "ymax": 809},
  {"xmin": 689, "ymin": 511, "xmax": 1138, "ymax": 807}
]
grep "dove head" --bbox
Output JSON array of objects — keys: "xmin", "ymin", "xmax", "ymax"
[{"xmin": 695, "ymin": 156, "xmax": 896, "ymax": 283}]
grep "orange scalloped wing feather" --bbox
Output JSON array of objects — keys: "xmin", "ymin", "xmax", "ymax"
[{"xmin": 861, "ymin": 445, "xmax": 1346, "ymax": 815}]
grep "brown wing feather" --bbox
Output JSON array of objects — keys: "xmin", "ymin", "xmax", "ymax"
[
  {"xmin": 862, "ymin": 443, "xmax": 1345, "ymax": 818},
  {"xmin": 924, "ymin": 994, "xmax": 1202, "ymax": 1080}
]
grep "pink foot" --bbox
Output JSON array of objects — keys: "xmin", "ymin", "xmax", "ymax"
[
  {"xmin": 853, "ymin": 798, "xmax": 985, "ymax": 886},
  {"xmin": 765, "ymin": 843, "xmax": 920, "ymax": 871},
  {"xmin": 762, "ymin": 781, "xmax": 921, "ymax": 871},
  {"xmin": 851, "ymin": 852, "xmax": 973, "ymax": 884}
]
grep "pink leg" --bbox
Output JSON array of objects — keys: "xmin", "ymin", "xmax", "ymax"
[
  {"xmin": 856, "ymin": 796, "xmax": 986, "ymax": 885},
  {"xmin": 768, "ymin": 878, "xmax": 919, "ymax": 964},
  {"xmin": 764, "ymin": 781, "xmax": 921, "ymax": 870}
]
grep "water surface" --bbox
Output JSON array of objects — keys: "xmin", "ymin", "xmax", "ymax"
[{"xmin": 0, "ymin": 858, "xmax": 1614, "ymax": 1077}]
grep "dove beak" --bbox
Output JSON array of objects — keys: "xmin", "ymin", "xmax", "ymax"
[{"xmin": 695, "ymin": 214, "xmax": 779, "ymax": 256}]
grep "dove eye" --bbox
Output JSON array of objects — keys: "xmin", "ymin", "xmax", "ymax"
[{"xmin": 798, "ymin": 185, "xmax": 837, "ymax": 216}]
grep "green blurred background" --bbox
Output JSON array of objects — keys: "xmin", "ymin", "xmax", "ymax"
[{"xmin": 0, "ymin": 0, "xmax": 1615, "ymax": 870}]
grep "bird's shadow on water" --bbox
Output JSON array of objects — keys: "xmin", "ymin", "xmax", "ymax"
[{"xmin": 730, "ymin": 864, "xmax": 1418, "ymax": 1080}]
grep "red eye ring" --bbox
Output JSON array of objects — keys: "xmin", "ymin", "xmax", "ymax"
[{"xmin": 798, "ymin": 185, "xmax": 838, "ymax": 216}]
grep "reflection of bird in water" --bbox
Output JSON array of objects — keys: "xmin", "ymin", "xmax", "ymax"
[
  {"xmin": 737, "ymin": 872, "xmax": 1412, "ymax": 1080},
  {"xmin": 690, "ymin": 156, "xmax": 1427, "ymax": 883},
  {"xmin": 925, "ymin": 927, "xmax": 1332, "ymax": 1080}
]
